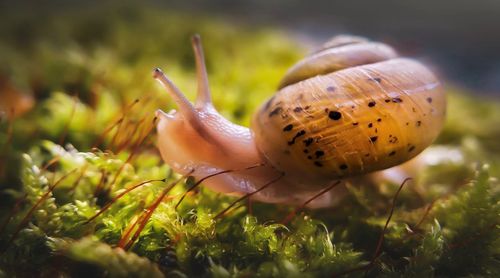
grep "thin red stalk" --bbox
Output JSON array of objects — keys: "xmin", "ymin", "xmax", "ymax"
[
  {"xmin": 68, "ymin": 165, "xmax": 89, "ymax": 194},
  {"xmin": 413, "ymin": 200, "xmax": 436, "ymax": 230},
  {"xmin": 111, "ymin": 123, "xmax": 132, "ymax": 153},
  {"xmin": 85, "ymin": 178, "xmax": 167, "ymax": 224},
  {"xmin": 2, "ymin": 169, "xmax": 77, "ymax": 252},
  {"xmin": 92, "ymin": 99, "xmax": 139, "ymax": 148},
  {"xmin": 401, "ymin": 200, "xmax": 437, "ymax": 241},
  {"xmin": 117, "ymin": 215, "xmax": 144, "ymax": 248},
  {"xmin": 137, "ymin": 115, "xmax": 157, "ymax": 149},
  {"xmin": 109, "ymin": 119, "xmax": 124, "ymax": 151},
  {"xmin": 115, "ymin": 115, "xmax": 149, "ymax": 153},
  {"xmin": 113, "ymin": 110, "xmax": 152, "ymax": 153},
  {"xmin": 118, "ymin": 171, "xmax": 193, "ymax": 250},
  {"xmin": 108, "ymin": 117, "xmax": 157, "ymax": 192},
  {"xmin": 281, "ymin": 180, "xmax": 341, "ymax": 225},
  {"xmin": 122, "ymin": 199, "xmax": 162, "ymax": 250},
  {"xmin": 175, "ymin": 163, "xmax": 265, "ymax": 210},
  {"xmin": 370, "ymin": 178, "xmax": 412, "ymax": 261},
  {"xmin": 214, "ymin": 172, "xmax": 284, "ymax": 220},
  {"xmin": 332, "ymin": 177, "xmax": 412, "ymax": 277},
  {"xmin": 93, "ymin": 169, "xmax": 108, "ymax": 197},
  {"xmin": 40, "ymin": 156, "xmax": 61, "ymax": 173},
  {"xmin": 92, "ymin": 118, "xmax": 123, "ymax": 148}
]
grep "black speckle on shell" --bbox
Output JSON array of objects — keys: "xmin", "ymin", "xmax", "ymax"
[
  {"xmin": 369, "ymin": 77, "xmax": 382, "ymax": 83},
  {"xmin": 288, "ymin": 130, "xmax": 306, "ymax": 145},
  {"xmin": 303, "ymin": 138, "xmax": 314, "ymax": 147},
  {"xmin": 328, "ymin": 111, "xmax": 342, "ymax": 120},
  {"xmin": 315, "ymin": 150, "xmax": 325, "ymax": 158},
  {"xmin": 283, "ymin": 124, "xmax": 293, "ymax": 132},
  {"xmin": 269, "ymin": 106, "xmax": 282, "ymax": 117},
  {"xmin": 389, "ymin": 136, "xmax": 398, "ymax": 144}
]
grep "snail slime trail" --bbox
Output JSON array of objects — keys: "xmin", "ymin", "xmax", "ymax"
[{"xmin": 154, "ymin": 34, "xmax": 445, "ymax": 210}]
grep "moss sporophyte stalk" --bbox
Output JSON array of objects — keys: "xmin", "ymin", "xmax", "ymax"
[{"xmin": 0, "ymin": 5, "xmax": 499, "ymax": 277}]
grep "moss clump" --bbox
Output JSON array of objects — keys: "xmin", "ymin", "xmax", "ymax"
[{"xmin": 1, "ymin": 3, "xmax": 499, "ymax": 277}]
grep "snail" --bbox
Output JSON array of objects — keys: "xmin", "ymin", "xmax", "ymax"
[{"xmin": 153, "ymin": 34, "xmax": 446, "ymax": 208}]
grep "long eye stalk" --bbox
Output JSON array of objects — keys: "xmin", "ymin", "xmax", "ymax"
[
  {"xmin": 153, "ymin": 68, "xmax": 210, "ymax": 137},
  {"xmin": 191, "ymin": 34, "xmax": 213, "ymax": 108},
  {"xmin": 153, "ymin": 68, "xmax": 196, "ymax": 117}
]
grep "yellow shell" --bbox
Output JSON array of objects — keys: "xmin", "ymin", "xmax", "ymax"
[{"xmin": 252, "ymin": 37, "xmax": 446, "ymax": 186}]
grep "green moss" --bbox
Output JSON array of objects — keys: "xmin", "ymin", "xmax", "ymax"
[
  {"xmin": 1, "ymin": 3, "xmax": 499, "ymax": 277},
  {"xmin": 54, "ymin": 237, "xmax": 164, "ymax": 278}
]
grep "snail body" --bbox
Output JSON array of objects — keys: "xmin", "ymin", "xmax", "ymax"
[{"xmin": 154, "ymin": 35, "xmax": 446, "ymax": 207}]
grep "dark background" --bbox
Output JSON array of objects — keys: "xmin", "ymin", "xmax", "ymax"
[
  {"xmin": 2, "ymin": 0, "xmax": 500, "ymax": 96},
  {"xmin": 169, "ymin": 0, "xmax": 500, "ymax": 96}
]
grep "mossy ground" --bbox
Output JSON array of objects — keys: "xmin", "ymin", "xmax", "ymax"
[{"xmin": 0, "ymin": 4, "xmax": 499, "ymax": 277}]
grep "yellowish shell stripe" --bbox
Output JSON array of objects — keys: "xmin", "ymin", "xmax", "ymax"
[
  {"xmin": 313, "ymin": 35, "xmax": 368, "ymax": 53},
  {"xmin": 253, "ymin": 58, "xmax": 445, "ymax": 185},
  {"xmin": 278, "ymin": 41, "xmax": 398, "ymax": 89}
]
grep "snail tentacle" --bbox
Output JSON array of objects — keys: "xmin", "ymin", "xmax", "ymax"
[
  {"xmin": 153, "ymin": 68, "xmax": 195, "ymax": 115},
  {"xmin": 191, "ymin": 34, "xmax": 213, "ymax": 109},
  {"xmin": 153, "ymin": 67, "xmax": 209, "ymax": 134}
]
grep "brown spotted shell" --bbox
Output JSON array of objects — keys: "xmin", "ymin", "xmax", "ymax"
[{"xmin": 252, "ymin": 36, "xmax": 446, "ymax": 187}]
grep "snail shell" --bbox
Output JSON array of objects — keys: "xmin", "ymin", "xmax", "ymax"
[
  {"xmin": 154, "ymin": 35, "xmax": 446, "ymax": 207},
  {"xmin": 253, "ymin": 36, "xmax": 446, "ymax": 187}
]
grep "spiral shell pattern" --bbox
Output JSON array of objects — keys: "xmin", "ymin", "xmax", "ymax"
[{"xmin": 253, "ymin": 36, "xmax": 446, "ymax": 186}]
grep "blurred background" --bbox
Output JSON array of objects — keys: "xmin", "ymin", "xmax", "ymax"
[
  {"xmin": 2, "ymin": 0, "xmax": 500, "ymax": 96},
  {"xmin": 172, "ymin": 0, "xmax": 500, "ymax": 95}
]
